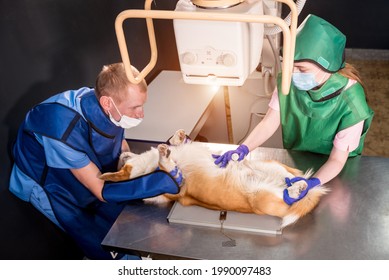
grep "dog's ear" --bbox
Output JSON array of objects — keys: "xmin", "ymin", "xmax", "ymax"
[{"xmin": 99, "ymin": 165, "xmax": 133, "ymax": 182}]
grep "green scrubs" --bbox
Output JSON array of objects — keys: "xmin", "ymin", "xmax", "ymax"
[{"xmin": 278, "ymin": 15, "xmax": 374, "ymax": 156}]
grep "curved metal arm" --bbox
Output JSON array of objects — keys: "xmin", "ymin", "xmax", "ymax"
[
  {"xmin": 276, "ymin": 0, "xmax": 297, "ymax": 81},
  {"xmin": 115, "ymin": 0, "xmax": 297, "ymax": 94}
]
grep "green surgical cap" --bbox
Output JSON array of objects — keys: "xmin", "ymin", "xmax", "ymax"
[{"xmin": 294, "ymin": 14, "xmax": 346, "ymax": 72}]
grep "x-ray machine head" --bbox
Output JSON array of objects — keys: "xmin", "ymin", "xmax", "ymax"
[{"xmin": 115, "ymin": 0, "xmax": 303, "ymax": 94}]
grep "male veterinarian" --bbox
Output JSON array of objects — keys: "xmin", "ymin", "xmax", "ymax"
[
  {"xmin": 214, "ymin": 15, "xmax": 373, "ymax": 204},
  {"xmin": 9, "ymin": 63, "xmax": 180, "ymax": 260}
]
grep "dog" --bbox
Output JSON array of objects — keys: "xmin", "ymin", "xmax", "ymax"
[{"xmin": 100, "ymin": 130, "xmax": 328, "ymax": 228}]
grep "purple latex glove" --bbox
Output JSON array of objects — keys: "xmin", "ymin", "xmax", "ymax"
[
  {"xmin": 283, "ymin": 177, "xmax": 321, "ymax": 205},
  {"xmin": 213, "ymin": 144, "xmax": 249, "ymax": 168},
  {"xmin": 155, "ymin": 166, "xmax": 184, "ymax": 186}
]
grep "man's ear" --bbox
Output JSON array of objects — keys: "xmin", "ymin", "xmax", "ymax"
[{"xmin": 99, "ymin": 95, "xmax": 112, "ymax": 111}]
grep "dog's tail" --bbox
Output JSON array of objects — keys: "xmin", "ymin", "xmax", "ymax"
[{"xmin": 281, "ymin": 171, "xmax": 329, "ymax": 228}]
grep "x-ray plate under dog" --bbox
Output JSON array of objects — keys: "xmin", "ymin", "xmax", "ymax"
[{"xmin": 167, "ymin": 202, "xmax": 282, "ymax": 235}]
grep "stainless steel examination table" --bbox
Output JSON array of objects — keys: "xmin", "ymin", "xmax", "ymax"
[{"xmin": 101, "ymin": 145, "xmax": 389, "ymax": 259}]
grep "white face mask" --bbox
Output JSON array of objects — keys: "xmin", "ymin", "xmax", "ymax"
[{"xmin": 108, "ymin": 98, "xmax": 143, "ymax": 129}]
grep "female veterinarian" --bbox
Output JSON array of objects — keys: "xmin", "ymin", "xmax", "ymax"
[
  {"xmin": 214, "ymin": 15, "xmax": 374, "ymax": 204},
  {"xmin": 9, "ymin": 63, "xmax": 180, "ymax": 260}
]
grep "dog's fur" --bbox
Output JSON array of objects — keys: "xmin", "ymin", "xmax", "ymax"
[{"xmin": 100, "ymin": 130, "xmax": 328, "ymax": 228}]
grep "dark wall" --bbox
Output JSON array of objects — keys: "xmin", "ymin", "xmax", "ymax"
[
  {"xmin": 0, "ymin": 0, "xmax": 179, "ymax": 259},
  {"xmin": 296, "ymin": 0, "xmax": 389, "ymax": 49},
  {"xmin": 0, "ymin": 0, "xmax": 387, "ymax": 259}
]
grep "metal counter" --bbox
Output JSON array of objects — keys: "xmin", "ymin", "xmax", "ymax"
[{"xmin": 101, "ymin": 145, "xmax": 389, "ymax": 259}]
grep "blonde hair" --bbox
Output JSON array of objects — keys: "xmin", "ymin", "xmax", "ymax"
[
  {"xmin": 338, "ymin": 63, "xmax": 366, "ymax": 93},
  {"xmin": 95, "ymin": 63, "xmax": 147, "ymax": 103}
]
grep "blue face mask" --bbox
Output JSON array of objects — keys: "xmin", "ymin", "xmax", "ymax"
[{"xmin": 292, "ymin": 72, "xmax": 319, "ymax": 91}]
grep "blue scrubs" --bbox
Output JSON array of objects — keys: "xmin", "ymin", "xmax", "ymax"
[
  {"xmin": 10, "ymin": 87, "xmax": 179, "ymax": 259},
  {"xmin": 10, "ymin": 88, "xmax": 92, "ymax": 228},
  {"xmin": 10, "ymin": 88, "xmax": 128, "ymax": 259}
]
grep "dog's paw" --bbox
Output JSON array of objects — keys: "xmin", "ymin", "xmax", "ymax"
[
  {"xmin": 157, "ymin": 144, "xmax": 171, "ymax": 159},
  {"xmin": 157, "ymin": 144, "xmax": 180, "ymax": 175},
  {"xmin": 287, "ymin": 180, "xmax": 307, "ymax": 199},
  {"xmin": 168, "ymin": 129, "xmax": 190, "ymax": 146},
  {"xmin": 143, "ymin": 195, "xmax": 171, "ymax": 204}
]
